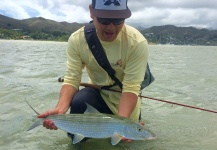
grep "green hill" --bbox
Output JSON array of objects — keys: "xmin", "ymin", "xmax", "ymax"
[
  {"xmin": 22, "ymin": 17, "xmax": 84, "ymax": 34},
  {"xmin": 141, "ymin": 25, "xmax": 217, "ymax": 45},
  {"xmin": 0, "ymin": 14, "xmax": 85, "ymax": 41}
]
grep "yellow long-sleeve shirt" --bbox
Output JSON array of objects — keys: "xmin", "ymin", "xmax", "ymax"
[{"xmin": 63, "ymin": 24, "xmax": 148, "ymax": 121}]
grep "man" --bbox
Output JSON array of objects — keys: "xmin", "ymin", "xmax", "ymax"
[{"xmin": 39, "ymin": 0, "xmax": 148, "ymax": 142}]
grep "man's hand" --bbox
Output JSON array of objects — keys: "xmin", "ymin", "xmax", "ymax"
[
  {"xmin": 37, "ymin": 85, "xmax": 76, "ymax": 130},
  {"xmin": 37, "ymin": 107, "xmax": 67, "ymax": 130},
  {"xmin": 121, "ymin": 122, "xmax": 145, "ymax": 143}
]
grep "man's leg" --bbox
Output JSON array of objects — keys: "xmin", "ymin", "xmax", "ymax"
[{"xmin": 70, "ymin": 87, "xmax": 113, "ymax": 114}]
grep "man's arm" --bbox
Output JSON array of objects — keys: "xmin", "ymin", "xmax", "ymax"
[
  {"xmin": 56, "ymin": 84, "xmax": 77, "ymax": 113},
  {"xmin": 118, "ymin": 92, "xmax": 138, "ymax": 118},
  {"xmin": 118, "ymin": 92, "xmax": 140, "ymax": 143}
]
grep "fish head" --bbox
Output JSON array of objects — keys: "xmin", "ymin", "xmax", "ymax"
[{"xmin": 122, "ymin": 123, "xmax": 156, "ymax": 140}]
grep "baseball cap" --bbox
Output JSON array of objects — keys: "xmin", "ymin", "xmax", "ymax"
[{"xmin": 91, "ymin": 0, "xmax": 131, "ymax": 18}]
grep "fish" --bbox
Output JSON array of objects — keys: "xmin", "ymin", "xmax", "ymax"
[{"xmin": 27, "ymin": 101, "xmax": 156, "ymax": 145}]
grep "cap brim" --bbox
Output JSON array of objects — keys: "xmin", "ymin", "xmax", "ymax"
[{"xmin": 92, "ymin": 8, "xmax": 131, "ymax": 19}]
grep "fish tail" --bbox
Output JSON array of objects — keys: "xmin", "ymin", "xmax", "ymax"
[
  {"xmin": 25, "ymin": 100, "xmax": 43, "ymax": 131},
  {"xmin": 27, "ymin": 119, "xmax": 43, "ymax": 131}
]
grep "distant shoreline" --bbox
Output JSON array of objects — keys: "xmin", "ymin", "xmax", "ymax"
[
  {"xmin": 1, "ymin": 39, "xmax": 216, "ymax": 47},
  {"xmin": 0, "ymin": 39, "xmax": 67, "ymax": 43}
]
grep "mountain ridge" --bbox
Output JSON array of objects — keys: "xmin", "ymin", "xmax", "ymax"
[{"xmin": 0, "ymin": 14, "xmax": 216, "ymax": 45}]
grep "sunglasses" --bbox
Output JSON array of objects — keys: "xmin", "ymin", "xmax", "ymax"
[{"xmin": 97, "ymin": 17, "xmax": 125, "ymax": 25}]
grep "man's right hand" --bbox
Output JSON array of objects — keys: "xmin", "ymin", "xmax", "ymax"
[
  {"xmin": 38, "ymin": 84, "xmax": 76, "ymax": 130},
  {"xmin": 37, "ymin": 107, "xmax": 67, "ymax": 130}
]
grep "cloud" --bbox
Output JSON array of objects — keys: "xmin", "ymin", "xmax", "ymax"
[
  {"xmin": 0, "ymin": 0, "xmax": 91, "ymax": 23},
  {"xmin": 127, "ymin": 0, "xmax": 217, "ymax": 29},
  {"xmin": 0, "ymin": 1, "xmax": 31, "ymax": 19},
  {"xmin": 0, "ymin": 0, "xmax": 217, "ymax": 29}
]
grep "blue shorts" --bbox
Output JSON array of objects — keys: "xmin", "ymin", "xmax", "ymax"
[{"xmin": 69, "ymin": 87, "xmax": 114, "ymax": 114}]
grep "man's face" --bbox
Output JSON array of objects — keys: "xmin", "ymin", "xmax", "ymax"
[{"xmin": 91, "ymin": 16, "xmax": 125, "ymax": 42}]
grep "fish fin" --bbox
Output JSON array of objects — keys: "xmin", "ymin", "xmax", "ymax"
[
  {"xmin": 27, "ymin": 119, "xmax": 43, "ymax": 131},
  {"xmin": 111, "ymin": 132, "xmax": 122, "ymax": 146},
  {"xmin": 25, "ymin": 100, "xmax": 40, "ymax": 115},
  {"xmin": 84, "ymin": 102, "xmax": 100, "ymax": 113},
  {"xmin": 73, "ymin": 134, "xmax": 85, "ymax": 144}
]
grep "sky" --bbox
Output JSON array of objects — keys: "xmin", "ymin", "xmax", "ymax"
[{"xmin": 0, "ymin": 0, "xmax": 217, "ymax": 30}]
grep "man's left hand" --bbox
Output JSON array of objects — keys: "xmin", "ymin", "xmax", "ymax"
[{"xmin": 121, "ymin": 122, "xmax": 145, "ymax": 143}]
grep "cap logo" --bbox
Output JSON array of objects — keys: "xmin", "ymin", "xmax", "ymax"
[
  {"xmin": 94, "ymin": 0, "xmax": 127, "ymax": 10},
  {"xmin": 104, "ymin": 0, "xmax": 121, "ymax": 6}
]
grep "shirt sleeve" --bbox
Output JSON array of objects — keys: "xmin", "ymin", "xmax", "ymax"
[
  {"xmin": 63, "ymin": 33, "xmax": 84, "ymax": 90},
  {"xmin": 122, "ymin": 40, "xmax": 148, "ymax": 95}
]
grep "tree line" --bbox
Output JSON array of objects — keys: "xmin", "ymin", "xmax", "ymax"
[{"xmin": 0, "ymin": 28, "xmax": 70, "ymax": 41}]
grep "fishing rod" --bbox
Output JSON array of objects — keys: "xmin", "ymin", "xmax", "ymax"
[
  {"xmin": 99, "ymin": 87, "xmax": 217, "ymax": 114},
  {"xmin": 58, "ymin": 77, "xmax": 217, "ymax": 114}
]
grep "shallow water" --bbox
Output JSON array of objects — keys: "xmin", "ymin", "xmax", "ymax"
[{"xmin": 0, "ymin": 40, "xmax": 217, "ymax": 150}]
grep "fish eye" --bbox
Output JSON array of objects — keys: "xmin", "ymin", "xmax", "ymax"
[{"xmin": 137, "ymin": 127, "xmax": 143, "ymax": 132}]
